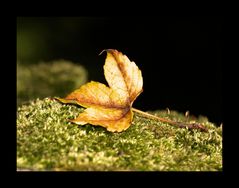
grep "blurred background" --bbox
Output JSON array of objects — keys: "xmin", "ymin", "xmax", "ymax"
[{"xmin": 17, "ymin": 16, "xmax": 223, "ymax": 124}]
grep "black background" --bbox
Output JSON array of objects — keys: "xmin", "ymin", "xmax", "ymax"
[{"xmin": 17, "ymin": 16, "xmax": 223, "ymax": 124}]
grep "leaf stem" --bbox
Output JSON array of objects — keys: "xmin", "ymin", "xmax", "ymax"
[{"xmin": 132, "ymin": 108, "xmax": 208, "ymax": 132}]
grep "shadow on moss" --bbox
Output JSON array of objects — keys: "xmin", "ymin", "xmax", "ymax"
[{"xmin": 17, "ymin": 98, "xmax": 222, "ymax": 171}]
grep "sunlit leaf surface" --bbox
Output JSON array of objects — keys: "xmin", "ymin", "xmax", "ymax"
[{"xmin": 56, "ymin": 49, "xmax": 143, "ymax": 132}]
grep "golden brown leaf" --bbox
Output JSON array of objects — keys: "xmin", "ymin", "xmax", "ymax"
[
  {"xmin": 103, "ymin": 49, "xmax": 143, "ymax": 104},
  {"xmin": 56, "ymin": 49, "xmax": 143, "ymax": 132}
]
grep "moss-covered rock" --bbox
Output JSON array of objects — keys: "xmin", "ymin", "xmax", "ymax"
[
  {"xmin": 17, "ymin": 98, "xmax": 222, "ymax": 171},
  {"xmin": 17, "ymin": 60, "xmax": 87, "ymax": 106}
]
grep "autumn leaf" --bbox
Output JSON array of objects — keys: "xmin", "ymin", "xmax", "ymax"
[
  {"xmin": 56, "ymin": 49, "xmax": 143, "ymax": 132},
  {"xmin": 55, "ymin": 49, "xmax": 208, "ymax": 133}
]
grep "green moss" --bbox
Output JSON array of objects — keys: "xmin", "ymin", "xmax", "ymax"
[
  {"xmin": 17, "ymin": 98, "xmax": 222, "ymax": 171},
  {"xmin": 17, "ymin": 60, "xmax": 88, "ymax": 106}
]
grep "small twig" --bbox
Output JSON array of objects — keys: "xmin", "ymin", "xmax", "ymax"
[{"xmin": 132, "ymin": 108, "xmax": 208, "ymax": 132}]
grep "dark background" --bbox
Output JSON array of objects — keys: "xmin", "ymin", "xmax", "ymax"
[{"xmin": 17, "ymin": 16, "xmax": 223, "ymax": 124}]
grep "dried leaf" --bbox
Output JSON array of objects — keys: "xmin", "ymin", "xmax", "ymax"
[{"xmin": 56, "ymin": 49, "xmax": 143, "ymax": 132}]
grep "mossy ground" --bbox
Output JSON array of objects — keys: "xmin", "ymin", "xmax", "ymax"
[
  {"xmin": 17, "ymin": 61, "xmax": 87, "ymax": 106},
  {"xmin": 17, "ymin": 98, "xmax": 222, "ymax": 171}
]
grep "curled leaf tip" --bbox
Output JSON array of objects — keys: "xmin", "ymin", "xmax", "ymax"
[
  {"xmin": 99, "ymin": 49, "xmax": 120, "ymax": 56},
  {"xmin": 99, "ymin": 49, "xmax": 113, "ymax": 56},
  {"xmin": 99, "ymin": 50, "xmax": 106, "ymax": 56}
]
